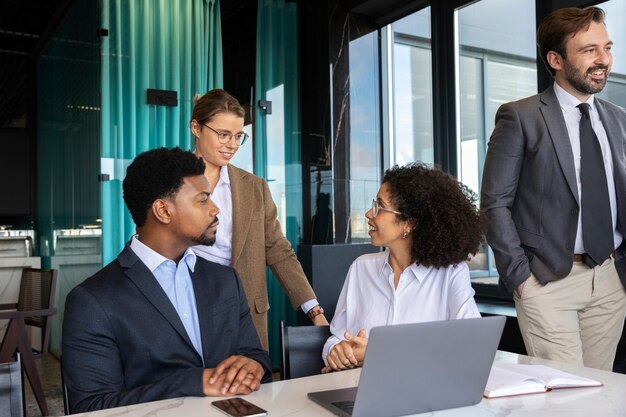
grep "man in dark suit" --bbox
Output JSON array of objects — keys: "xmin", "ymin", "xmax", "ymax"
[
  {"xmin": 481, "ymin": 6, "xmax": 626, "ymax": 371},
  {"xmin": 62, "ymin": 147, "xmax": 272, "ymax": 413}
]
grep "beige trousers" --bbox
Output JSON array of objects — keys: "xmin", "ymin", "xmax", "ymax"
[{"xmin": 514, "ymin": 256, "xmax": 626, "ymax": 370}]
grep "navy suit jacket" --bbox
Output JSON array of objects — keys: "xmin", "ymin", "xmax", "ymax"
[{"xmin": 62, "ymin": 245, "xmax": 272, "ymax": 413}]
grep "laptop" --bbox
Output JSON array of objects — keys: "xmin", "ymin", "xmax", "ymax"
[{"xmin": 308, "ymin": 315, "xmax": 506, "ymax": 417}]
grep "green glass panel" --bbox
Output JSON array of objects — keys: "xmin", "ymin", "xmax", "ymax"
[
  {"xmin": 100, "ymin": 0, "xmax": 223, "ymax": 263},
  {"xmin": 256, "ymin": 0, "xmax": 301, "ymax": 369}
]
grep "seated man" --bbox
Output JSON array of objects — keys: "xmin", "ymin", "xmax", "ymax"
[{"xmin": 62, "ymin": 147, "xmax": 272, "ymax": 413}]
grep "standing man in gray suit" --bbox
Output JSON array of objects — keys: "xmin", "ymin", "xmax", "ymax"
[{"xmin": 481, "ymin": 6, "xmax": 626, "ymax": 371}]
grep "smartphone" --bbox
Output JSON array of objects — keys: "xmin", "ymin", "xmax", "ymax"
[{"xmin": 211, "ymin": 397, "xmax": 268, "ymax": 417}]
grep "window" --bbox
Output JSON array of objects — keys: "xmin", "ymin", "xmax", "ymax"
[
  {"xmin": 456, "ymin": 0, "xmax": 537, "ymax": 276},
  {"xmin": 387, "ymin": 8, "xmax": 433, "ymax": 167}
]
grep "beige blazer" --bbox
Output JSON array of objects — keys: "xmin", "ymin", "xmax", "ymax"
[{"xmin": 228, "ymin": 164, "xmax": 316, "ymax": 349}]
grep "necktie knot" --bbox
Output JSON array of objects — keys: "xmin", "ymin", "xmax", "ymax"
[{"xmin": 578, "ymin": 102, "xmax": 591, "ymax": 117}]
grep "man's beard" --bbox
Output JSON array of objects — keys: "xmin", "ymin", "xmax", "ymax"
[
  {"xmin": 194, "ymin": 216, "xmax": 218, "ymax": 246},
  {"xmin": 563, "ymin": 61, "xmax": 608, "ymax": 95}
]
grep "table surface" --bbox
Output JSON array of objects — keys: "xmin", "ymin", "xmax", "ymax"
[{"xmin": 68, "ymin": 351, "xmax": 626, "ymax": 416}]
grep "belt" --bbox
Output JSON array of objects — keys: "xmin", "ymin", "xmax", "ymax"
[{"xmin": 573, "ymin": 252, "xmax": 615, "ymax": 263}]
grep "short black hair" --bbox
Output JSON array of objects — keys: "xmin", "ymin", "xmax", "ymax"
[
  {"xmin": 383, "ymin": 162, "xmax": 486, "ymax": 268},
  {"xmin": 123, "ymin": 147, "xmax": 205, "ymax": 227}
]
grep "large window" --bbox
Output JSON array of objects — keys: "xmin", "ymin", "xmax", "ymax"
[
  {"xmin": 388, "ymin": 8, "xmax": 433, "ymax": 167},
  {"xmin": 338, "ymin": 0, "xmax": 626, "ymax": 263},
  {"xmin": 348, "ymin": 31, "xmax": 382, "ymax": 242},
  {"xmin": 456, "ymin": 0, "xmax": 537, "ymax": 276}
]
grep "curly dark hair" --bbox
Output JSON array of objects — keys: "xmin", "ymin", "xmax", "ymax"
[
  {"xmin": 383, "ymin": 163, "xmax": 486, "ymax": 268},
  {"xmin": 123, "ymin": 147, "xmax": 205, "ymax": 227}
]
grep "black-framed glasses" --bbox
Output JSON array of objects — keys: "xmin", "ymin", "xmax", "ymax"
[
  {"xmin": 203, "ymin": 123, "xmax": 249, "ymax": 146},
  {"xmin": 372, "ymin": 199, "xmax": 402, "ymax": 217}
]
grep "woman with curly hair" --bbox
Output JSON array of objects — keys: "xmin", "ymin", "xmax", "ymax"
[{"xmin": 322, "ymin": 162, "xmax": 486, "ymax": 372}]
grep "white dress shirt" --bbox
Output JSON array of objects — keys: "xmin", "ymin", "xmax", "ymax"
[
  {"xmin": 323, "ymin": 251, "xmax": 480, "ymax": 363},
  {"xmin": 193, "ymin": 165, "xmax": 319, "ymax": 314},
  {"xmin": 554, "ymin": 82, "xmax": 622, "ymax": 253},
  {"xmin": 193, "ymin": 165, "xmax": 233, "ymax": 266},
  {"xmin": 130, "ymin": 236, "xmax": 204, "ymax": 361}
]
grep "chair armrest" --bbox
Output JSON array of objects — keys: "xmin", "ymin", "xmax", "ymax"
[
  {"xmin": 0, "ymin": 303, "xmax": 18, "ymax": 310},
  {"xmin": 0, "ymin": 308, "xmax": 57, "ymax": 320}
]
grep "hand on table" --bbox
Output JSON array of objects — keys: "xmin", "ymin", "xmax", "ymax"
[
  {"xmin": 322, "ymin": 329, "xmax": 367, "ymax": 373},
  {"xmin": 203, "ymin": 355, "xmax": 264, "ymax": 396}
]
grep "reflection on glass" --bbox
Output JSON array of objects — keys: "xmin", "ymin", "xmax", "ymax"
[
  {"xmin": 266, "ymin": 85, "xmax": 287, "ymax": 235},
  {"xmin": 391, "ymin": 8, "xmax": 433, "ymax": 166},
  {"xmin": 457, "ymin": 0, "xmax": 536, "ymax": 275},
  {"xmin": 349, "ymin": 31, "xmax": 381, "ymax": 242}
]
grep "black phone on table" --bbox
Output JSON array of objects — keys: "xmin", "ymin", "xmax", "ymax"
[{"xmin": 211, "ymin": 397, "xmax": 268, "ymax": 417}]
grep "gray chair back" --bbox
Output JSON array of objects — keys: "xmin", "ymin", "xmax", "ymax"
[{"xmin": 279, "ymin": 321, "xmax": 330, "ymax": 380}]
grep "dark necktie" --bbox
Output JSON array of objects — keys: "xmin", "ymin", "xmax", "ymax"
[{"xmin": 578, "ymin": 102, "xmax": 613, "ymax": 267}]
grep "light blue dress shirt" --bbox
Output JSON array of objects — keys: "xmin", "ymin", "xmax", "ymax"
[{"xmin": 130, "ymin": 236, "xmax": 204, "ymax": 362}]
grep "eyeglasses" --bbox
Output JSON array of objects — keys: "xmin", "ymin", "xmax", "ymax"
[
  {"xmin": 202, "ymin": 123, "xmax": 249, "ymax": 146},
  {"xmin": 372, "ymin": 199, "xmax": 403, "ymax": 217}
]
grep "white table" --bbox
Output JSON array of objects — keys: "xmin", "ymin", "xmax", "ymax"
[{"xmin": 68, "ymin": 351, "xmax": 626, "ymax": 416}]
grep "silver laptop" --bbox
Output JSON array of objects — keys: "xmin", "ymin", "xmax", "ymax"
[{"xmin": 308, "ymin": 315, "xmax": 506, "ymax": 417}]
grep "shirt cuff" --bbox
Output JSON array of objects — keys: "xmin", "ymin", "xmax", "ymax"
[{"xmin": 301, "ymin": 298, "xmax": 319, "ymax": 313}]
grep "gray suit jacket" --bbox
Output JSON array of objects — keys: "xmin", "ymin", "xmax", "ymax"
[
  {"xmin": 62, "ymin": 245, "xmax": 272, "ymax": 413},
  {"xmin": 481, "ymin": 85, "xmax": 626, "ymax": 293}
]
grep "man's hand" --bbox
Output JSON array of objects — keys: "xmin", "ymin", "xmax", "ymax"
[
  {"xmin": 322, "ymin": 329, "xmax": 367, "ymax": 373},
  {"xmin": 313, "ymin": 314, "xmax": 329, "ymax": 326},
  {"xmin": 203, "ymin": 355, "xmax": 265, "ymax": 396},
  {"xmin": 202, "ymin": 371, "xmax": 254, "ymax": 396}
]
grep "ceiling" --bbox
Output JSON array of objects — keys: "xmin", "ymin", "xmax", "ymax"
[
  {"xmin": 0, "ymin": 0, "xmax": 73, "ymax": 127},
  {"xmin": 0, "ymin": 0, "xmax": 258, "ymax": 128}
]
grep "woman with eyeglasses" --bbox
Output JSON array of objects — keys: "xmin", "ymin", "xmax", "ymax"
[
  {"xmin": 190, "ymin": 89, "xmax": 328, "ymax": 350},
  {"xmin": 322, "ymin": 163, "xmax": 485, "ymax": 372}
]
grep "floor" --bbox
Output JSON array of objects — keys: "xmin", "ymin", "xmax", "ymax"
[{"xmin": 24, "ymin": 354, "xmax": 65, "ymax": 416}]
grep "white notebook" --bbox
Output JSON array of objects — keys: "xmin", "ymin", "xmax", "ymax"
[{"xmin": 484, "ymin": 363, "xmax": 602, "ymax": 398}]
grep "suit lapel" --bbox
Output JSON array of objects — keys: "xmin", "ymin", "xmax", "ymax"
[
  {"xmin": 229, "ymin": 165, "xmax": 254, "ymax": 265},
  {"xmin": 540, "ymin": 87, "xmax": 579, "ymax": 203},
  {"xmin": 118, "ymin": 246, "xmax": 196, "ymax": 351}
]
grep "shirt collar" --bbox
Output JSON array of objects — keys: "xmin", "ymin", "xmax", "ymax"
[
  {"xmin": 219, "ymin": 165, "xmax": 231, "ymax": 186},
  {"xmin": 554, "ymin": 81, "xmax": 595, "ymax": 113},
  {"xmin": 380, "ymin": 250, "xmax": 424, "ymax": 283},
  {"xmin": 130, "ymin": 235, "xmax": 197, "ymax": 273}
]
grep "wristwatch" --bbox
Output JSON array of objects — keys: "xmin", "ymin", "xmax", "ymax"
[{"xmin": 306, "ymin": 305, "xmax": 325, "ymax": 320}]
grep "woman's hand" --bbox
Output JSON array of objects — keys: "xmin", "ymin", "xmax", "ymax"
[{"xmin": 322, "ymin": 329, "xmax": 367, "ymax": 373}]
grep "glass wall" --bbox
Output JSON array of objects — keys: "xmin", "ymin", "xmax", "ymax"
[
  {"xmin": 348, "ymin": 31, "xmax": 381, "ymax": 242},
  {"xmin": 255, "ymin": 0, "xmax": 302, "ymax": 366},
  {"xmin": 390, "ymin": 8, "xmax": 433, "ymax": 167},
  {"xmin": 36, "ymin": 0, "xmax": 101, "ymax": 356},
  {"xmin": 456, "ymin": 0, "xmax": 537, "ymax": 276}
]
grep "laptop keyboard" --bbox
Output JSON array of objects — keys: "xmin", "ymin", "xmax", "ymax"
[{"xmin": 332, "ymin": 400, "xmax": 355, "ymax": 415}]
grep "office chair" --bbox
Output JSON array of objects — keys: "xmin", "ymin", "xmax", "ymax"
[
  {"xmin": 0, "ymin": 268, "xmax": 58, "ymax": 416},
  {"xmin": 279, "ymin": 320, "xmax": 330, "ymax": 380}
]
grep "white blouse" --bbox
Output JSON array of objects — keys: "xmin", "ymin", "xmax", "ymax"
[{"xmin": 323, "ymin": 251, "xmax": 480, "ymax": 363}]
